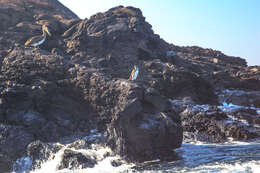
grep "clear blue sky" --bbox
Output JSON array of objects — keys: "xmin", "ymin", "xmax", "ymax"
[{"xmin": 59, "ymin": 0, "xmax": 260, "ymax": 65}]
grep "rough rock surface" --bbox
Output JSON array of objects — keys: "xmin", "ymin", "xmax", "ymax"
[
  {"xmin": 57, "ymin": 149, "xmax": 97, "ymax": 170},
  {"xmin": 0, "ymin": 0, "xmax": 259, "ymax": 172},
  {"xmin": 0, "ymin": 124, "xmax": 34, "ymax": 172},
  {"xmin": 171, "ymin": 97, "xmax": 260, "ymax": 143}
]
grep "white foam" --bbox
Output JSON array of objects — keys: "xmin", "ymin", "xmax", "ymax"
[
  {"xmin": 14, "ymin": 129, "xmax": 134, "ymax": 173},
  {"xmin": 30, "ymin": 146, "xmax": 67, "ymax": 173},
  {"xmin": 29, "ymin": 146, "xmax": 133, "ymax": 173}
]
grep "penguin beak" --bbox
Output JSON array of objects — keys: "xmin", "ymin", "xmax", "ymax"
[{"xmin": 44, "ymin": 27, "xmax": 52, "ymax": 36}]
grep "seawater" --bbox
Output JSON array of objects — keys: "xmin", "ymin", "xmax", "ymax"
[
  {"xmin": 149, "ymin": 140, "xmax": 260, "ymax": 173},
  {"xmin": 13, "ymin": 139, "xmax": 260, "ymax": 173}
]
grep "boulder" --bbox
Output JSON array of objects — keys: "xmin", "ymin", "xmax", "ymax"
[
  {"xmin": 107, "ymin": 83, "xmax": 183, "ymax": 162},
  {"xmin": 26, "ymin": 140, "xmax": 61, "ymax": 169},
  {"xmin": 58, "ymin": 149, "xmax": 97, "ymax": 170}
]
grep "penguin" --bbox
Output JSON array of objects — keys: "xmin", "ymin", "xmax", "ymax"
[
  {"xmin": 24, "ymin": 25, "xmax": 51, "ymax": 47},
  {"xmin": 129, "ymin": 65, "xmax": 139, "ymax": 80}
]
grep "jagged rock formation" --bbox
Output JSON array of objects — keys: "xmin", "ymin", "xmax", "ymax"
[{"xmin": 0, "ymin": 0, "xmax": 259, "ymax": 172}]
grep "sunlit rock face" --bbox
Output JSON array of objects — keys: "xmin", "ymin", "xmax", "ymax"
[{"xmin": 0, "ymin": 0, "xmax": 260, "ymax": 172}]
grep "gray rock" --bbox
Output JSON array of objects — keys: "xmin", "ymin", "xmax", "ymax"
[
  {"xmin": 27, "ymin": 140, "xmax": 62, "ymax": 169},
  {"xmin": 58, "ymin": 149, "xmax": 97, "ymax": 170},
  {"xmin": 0, "ymin": 124, "xmax": 34, "ymax": 172}
]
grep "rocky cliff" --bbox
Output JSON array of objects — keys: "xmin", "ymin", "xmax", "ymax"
[{"xmin": 0, "ymin": 0, "xmax": 259, "ymax": 172}]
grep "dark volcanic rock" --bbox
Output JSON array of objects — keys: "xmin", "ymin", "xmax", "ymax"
[
  {"xmin": 69, "ymin": 66, "xmax": 183, "ymax": 161},
  {"xmin": 109, "ymin": 111, "xmax": 183, "ymax": 162},
  {"xmin": 107, "ymin": 85, "xmax": 183, "ymax": 162},
  {"xmin": 26, "ymin": 140, "xmax": 62, "ymax": 170},
  {"xmin": 218, "ymin": 89, "xmax": 260, "ymax": 107},
  {"xmin": 1, "ymin": 47, "xmax": 97, "ymax": 141},
  {"xmin": 64, "ymin": 6, "xmax": 168, "ymax": 79},
  {"xmin": 58, "ymin": 149, "xmax": 97, "ymax": 170},
  {"xmin": 180, "ymin": 107, "xmax": 228, "ymax": 142},
  {"xmin": 0, "ymin": 0, "xmax": 79, "ymax": 54},
  {"xmin": 143, "ymin": 60, "xmax": 218, "ymax": 104},
  {"xmin": 172, "ymin": 99, "xmax": 260, "ymax": 143},
  {"xmin": 0, "ymin": 123, "xmax": 34, "ymax": 171}
]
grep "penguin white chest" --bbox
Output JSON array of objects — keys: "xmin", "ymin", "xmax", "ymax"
[
  {"xmin": 132, "ymin": 67, "xmax": 139, "ymax": 80},
  {"xmin": 32, "ymin": 37, "xmax": 45, "ymax": 47}
]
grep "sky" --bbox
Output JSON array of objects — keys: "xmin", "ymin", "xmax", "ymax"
[{"xmin": 59, "ymin": 0, "xmax": 260, "ymax": 66}]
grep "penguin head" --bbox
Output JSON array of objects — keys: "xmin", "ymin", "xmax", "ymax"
[{"xmin": 42, "ymin": 25, "xmax": 52, "ymax": 36}]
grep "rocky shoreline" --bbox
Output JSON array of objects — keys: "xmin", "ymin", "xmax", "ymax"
[{"xmin": 0, "ymin": 0, "xmax": 259, "ymax": 172}]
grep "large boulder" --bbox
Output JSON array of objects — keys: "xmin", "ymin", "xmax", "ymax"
[
  {"xmin": 107, "ymin": 82, "xmax": 183, "ymax": 162},
  {"xmin": 26, "ymin": 140, "xmax": 62, "ymax": 170},
  {"xmin": 57, "ymin": 149, "xmax": 97, "ymax": 170}
]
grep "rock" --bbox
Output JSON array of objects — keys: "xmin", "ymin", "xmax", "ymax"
[
  {"xmin": 64, "ymin": 6, "xmax": 169, "ymax": 79},
  {"xmin": 6, "ymin": 110, "xmax": 46, "ymax": 129},
  {"xmin": 70, "ymin": 66, "xmax": 183, "ymax": 161},
  {"xmin": 143, "ymin": 60, "xmax": 218, "ymax": 104},
  {"xmin": 176, "ymin": 99, "xmax": 260, "ymax": 142},
  {"xmin": 58, "ymin": 149, "xmax": 97, "ymax": 170},
  {"xmin": 222, "ymin": 123, "xmax": 257, "ymax": 140},
  {"xmin": 1, "ymin": 47, "xmax": 98, "ymax": 142},
  {"xmin": 0, "ymin": 124, "xmax": 34, "ymax": 172},
  {"xmin": 0, "ymin": 153, "xmax": 12, "ymax": 173},
  {"xmin": 0, "ymin": 0, "xmax": 79, "ymax": 53},
  {"xmin": 107, "ymin": 83, "xmax": 183, "ymax": 161},
  {"xmin": 143, "ymin": 87, "xmax": 168, "ymax": 112},
  {"xmin": 180, "ymin": 108, "xmax": 228, "ymax": 143},
  {"xmin": 111, "ymin": 159, "xmax": 123, "ymax": 167},
  {"xmin": 218, "ymin": 89, "xmax": 260, "ymax": 107},
  {"xmin": 109, "ymin": 111, "xmax": 183, "ymax": 162},
  {"xmin": 27, "ymin": 140, "xmax": 61, "ymax": 169},
  {"xmin": 170, "ymin": 44, "xmax": 247, "ymax": 67}
]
